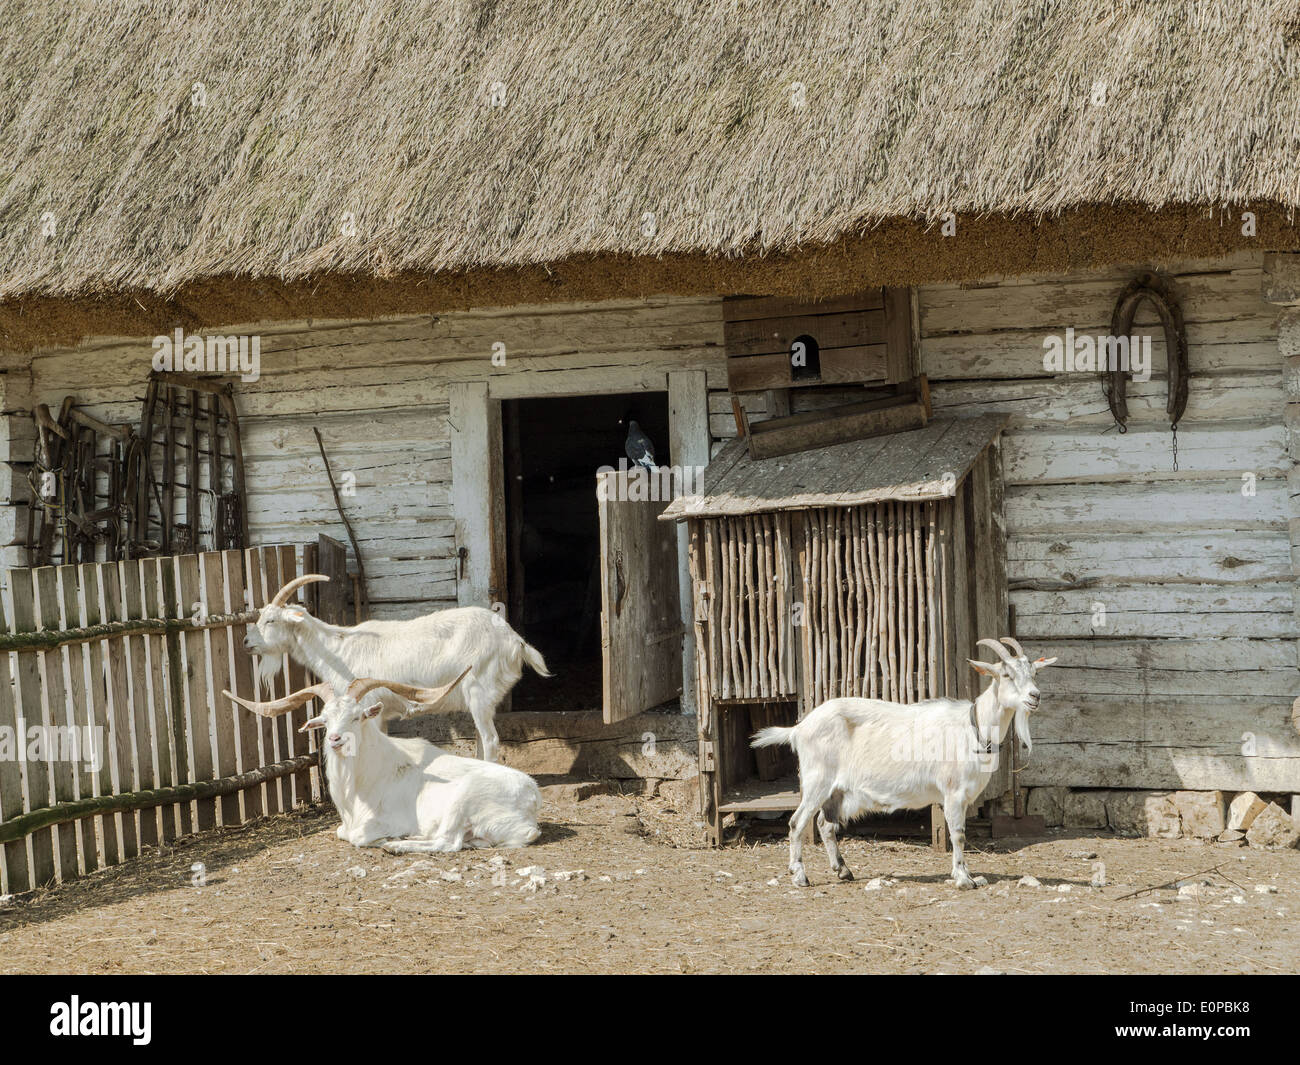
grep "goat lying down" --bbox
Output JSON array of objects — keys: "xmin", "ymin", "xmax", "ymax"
[
  {"xmin": 226, "ymin": 670, "xmax": 542, "ymax": 853},
  {"xmin": 753, "ymin": 637, "xmax": 1055, "ymax": 889},
  {"xmin": 243, "ymin": 574, "xmax": 552, "ymax": 763}
]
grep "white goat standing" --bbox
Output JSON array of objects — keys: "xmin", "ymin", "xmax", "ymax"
[
  {"xmin": 225, "ymin": 670, "xmax": 542, "ymax": 852},
  {"xmin": 243, "ymin": 574, "xmax": 551, "ymax": 762},
  {"xmin": 752, "ymin": 636, "xmax": 1055, "ymax": 889}
]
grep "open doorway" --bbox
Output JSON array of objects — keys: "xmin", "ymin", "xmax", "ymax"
[{"xmin": 502, "ymin": 392, "xmax": 672, "ymax": 711}]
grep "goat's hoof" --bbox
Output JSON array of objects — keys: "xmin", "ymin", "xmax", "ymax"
[
  {"xmin": 836, "ymin": 866, "xmax": 854, "ymax": 882},
  {"xmin": 955, "ymin": 876, "xmax": 977, "ymax": 890},
  {"xmin": 792, "ymin": 871, "xmax": 811, "ymax": 887}
]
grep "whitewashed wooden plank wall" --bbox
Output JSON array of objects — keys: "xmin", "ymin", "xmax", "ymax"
[
  {"xmin": 5, "ymin": 253, "xmax": 1297, "ymax": 793},
  {"xmin": 709, "ymin": 252, "xmax": 1299, "ymax": 792},
  {"xmin": 8, "ymin": 298, "xmax": 725, "ymax": 618}
]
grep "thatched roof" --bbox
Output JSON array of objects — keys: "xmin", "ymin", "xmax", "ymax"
[{"xmin": 3, "ymin": 1, "xmax": 1300, "ymax": 344}]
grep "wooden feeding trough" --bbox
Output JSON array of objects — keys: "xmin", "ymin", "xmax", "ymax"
[{"xmin": 661, "ymin": 413, "xmax": 1012, "ymax": 846}]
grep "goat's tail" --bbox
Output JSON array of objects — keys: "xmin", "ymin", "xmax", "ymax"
[
  {"xmin": 751, "ymin": 725, "xmax": 796, "ymax": 750},
  {"xmin": 521, "ymin": 640, "xmax": 552, "ymax": 678}
]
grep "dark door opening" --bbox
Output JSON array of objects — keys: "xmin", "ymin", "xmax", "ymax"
[{"xmin": 503, "ymin": 392, "xmax": 671, "ymax": 711}]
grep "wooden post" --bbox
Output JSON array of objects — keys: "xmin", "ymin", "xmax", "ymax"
[
  {"xmin": 670, "ymin": 370, "xmax": 710, "ymax": 719},
  {"xmin": 450, "ymin": 382, "xmax": 506, "ymax": 609},
  {"xmin": 931, "ymin": 805, "xmax": 948, "ymax": 852}
]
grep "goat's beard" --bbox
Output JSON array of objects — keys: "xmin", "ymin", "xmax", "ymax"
[
  {"xmin": 256, "ymin": 654, "xmax": 285, "ymax": 687},
  {"xmin": 1014, "ymin": 705, "xmax": 1033, "ymax": 761}
]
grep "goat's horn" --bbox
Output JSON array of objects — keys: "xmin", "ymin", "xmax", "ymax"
[
  {"xmin": 223, "ymin": 682, "xmax": 335, "ymax": 718},
  {"xmin": 269, "ymin": 574, "xmax": 329, "ymax": 607},
  {"xmin": 346, "ymin": 667, "xmax": 472, "ymax": 708},
  {"xmin": 976, "ymin": 638, "xmax": 1014, "ymax": 663},
  {"xmin": 1000, "ymin": 636, "xmax": 1026, "ymax": 658}
]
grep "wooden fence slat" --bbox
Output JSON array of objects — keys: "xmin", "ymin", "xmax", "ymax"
[
  {"xmin": 58, "ymin": 564, "xmax": 101, "ymax": 871},
  {"xmin": 10, "ymin": 570, "xmax": 57, "ymax": 886},
  {"xmin": 98, "ymin": 564, "xmax": 140, "ymax": 860},
  {"xmin": 200, "ymin": 551, "xmax": 240, "ymax": 825},
  {"xmin": 0, "ymin": 586, "xmax": 32, "ymax": 893},
  {"xmin": 157, "ymin": 557, "xmax": 193, "ymax": 836},
  {"xmin": 142, "ymin": 557, "xmax": 184, "ymax": 840},
  {"xmin": 120, "ymin": 561, "xmax": 161, "ymax": 848},
  {"xmin": 301, "ymin": 543, "xmax": 323, "ymax": 803},
  {"xmin": 174, "ymin": 554, "xmax": 216, "ymax": 831},
  {"xmin": 250, "ymin": 547, "xmax": 288, "ymax": 814},
  {"xmin": 33, "ymin": 568, "xmax": 80, "ymax": 882},
  {"xmin": 267, "ymin": 545, "xmax": 306, "ymax": 809},
  {"xmin": 221, "ymin": 550, "xmax": 263, "ymax": 819},
  {"xmin": 78, "ymin": 563, "xmax": 123, "ymax": 866},
  {"xmin": 277, "ymin": 545, "xmax": 315, "ymax": 805}
]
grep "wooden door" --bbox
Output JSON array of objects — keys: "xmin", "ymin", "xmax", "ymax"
[{"xmin": 598, "ymin": 469, "xmax": 682, "ymax": 723}]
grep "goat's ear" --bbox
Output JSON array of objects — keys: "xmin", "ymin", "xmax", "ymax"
[
  {"xmin": 361, "ymin": 702, "xmax": 384, "ymax": 720},
  {"xmin": 968, "ymin": 659, "xmax": 1002, "ymax": 677},
  {"xmin": 299, "ymin": 715, "xmax": 326, "ymax": 733},
  {"xmin": 282, "ymin": 607, "xmax": 306, "ymax": 624},
  {"xmin": 1032, "ymin": 656, "xmax": 1058, "ymax": 672}
]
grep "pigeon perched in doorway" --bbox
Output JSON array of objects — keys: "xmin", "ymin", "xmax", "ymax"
[{"xmin": 624, "ymin": 419, "xmax": 658, "ymax": 470}]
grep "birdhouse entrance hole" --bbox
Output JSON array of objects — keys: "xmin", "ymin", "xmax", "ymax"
[{"xmin": 501, "ymin": 392, "xmax": 673, "ymax": 712}]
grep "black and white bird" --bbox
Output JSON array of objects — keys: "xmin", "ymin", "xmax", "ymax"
[{"xmin": 624, "ymin": 419, "xmax": 658, "ymax": 471}]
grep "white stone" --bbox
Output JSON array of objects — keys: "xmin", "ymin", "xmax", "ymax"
[
  {"xmin": 1174, "ymin": 791, "xmax": 1226, "ymax": 839},
  {"xmin": 1026, "ymin": 787, "xmax": 1066, "ymax": 827},
  {"xmin": 1227, "ymin": 792, "xmax": 1268, "ymax": 832},
  {"xmin": 346, "ymin": 866, "xmax": 367, "ymax": 879},
  {"xmin": 1246, "ymin": 804, "xmax": 1300, "ymax": 850},
  {"xmin": 1063, "ymin": 791, "xmax": 1108, "ymax": 829},
  {"xmin": 1017, "ymin": 875, "xmax": 1041, "ymax": 888},
  {"xmin": 1106, "ymin": 790, "xmax": 1180, "ymax": 838}
]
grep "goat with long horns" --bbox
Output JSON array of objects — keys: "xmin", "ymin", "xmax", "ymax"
[
  {"xmin": 753, "ymin": 636, "xmax": 1055, "ymax": 889},
  {"xmin": 242, "ymin": 573, "xmax": 551, "ymax": 763},
  {"xmin": 226, "ymin": 669, "xmax": 542, "ymax": 852}
]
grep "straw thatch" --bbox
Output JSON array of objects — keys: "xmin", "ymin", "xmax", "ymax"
[{"xmin": 2, "ymin": 0, "xmax": 1300, "ymax": 341}]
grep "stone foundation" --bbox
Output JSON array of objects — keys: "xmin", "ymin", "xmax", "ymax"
[{"xmin": 1023, "ymin": 787, "xmax": 1300, "ymax": 849}]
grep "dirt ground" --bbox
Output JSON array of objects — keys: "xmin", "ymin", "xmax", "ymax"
[{"xmin": 1, "ymin": 788, "xmax": 1297, "ymax": 974}]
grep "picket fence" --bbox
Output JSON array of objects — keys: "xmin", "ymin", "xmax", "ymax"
[{"xmin": 0, "ymin": 542, "xmax": 347, "ymax": 894}]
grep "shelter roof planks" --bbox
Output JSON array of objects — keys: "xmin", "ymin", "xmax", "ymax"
[{"xmin": 660, "ymin": 413, "xmax": 1010, "ymax": 521}]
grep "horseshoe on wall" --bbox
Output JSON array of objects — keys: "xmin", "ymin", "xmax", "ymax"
[{"xmin": 1105, "ymin": 272, "xmax": 1189, "ymax": 432}]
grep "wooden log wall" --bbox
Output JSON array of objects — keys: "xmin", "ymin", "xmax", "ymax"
[
  {"xmin": 710, "ymin": 252, "xmax": 1298, "ymax": 793},
  {"xmin": 6, "ymin": 298, "xmax": 726, "ymax": 619},
  {"xmin": 6, "ymin": 253, "xmax": 1299, "ymax": 792},
  {"xmin": 0, "ymin": 545, "xmax": 316, "ymax": 895}
]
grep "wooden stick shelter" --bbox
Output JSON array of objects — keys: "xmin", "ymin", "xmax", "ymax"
[{"xmin": 662, "ymin": 414, "xmax": 1011, "ymax": 844}]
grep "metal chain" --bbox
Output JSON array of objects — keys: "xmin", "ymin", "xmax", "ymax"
[{"xmin": 1171, "ymin": 421, "xmax": 1179, "ymax": 472}]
